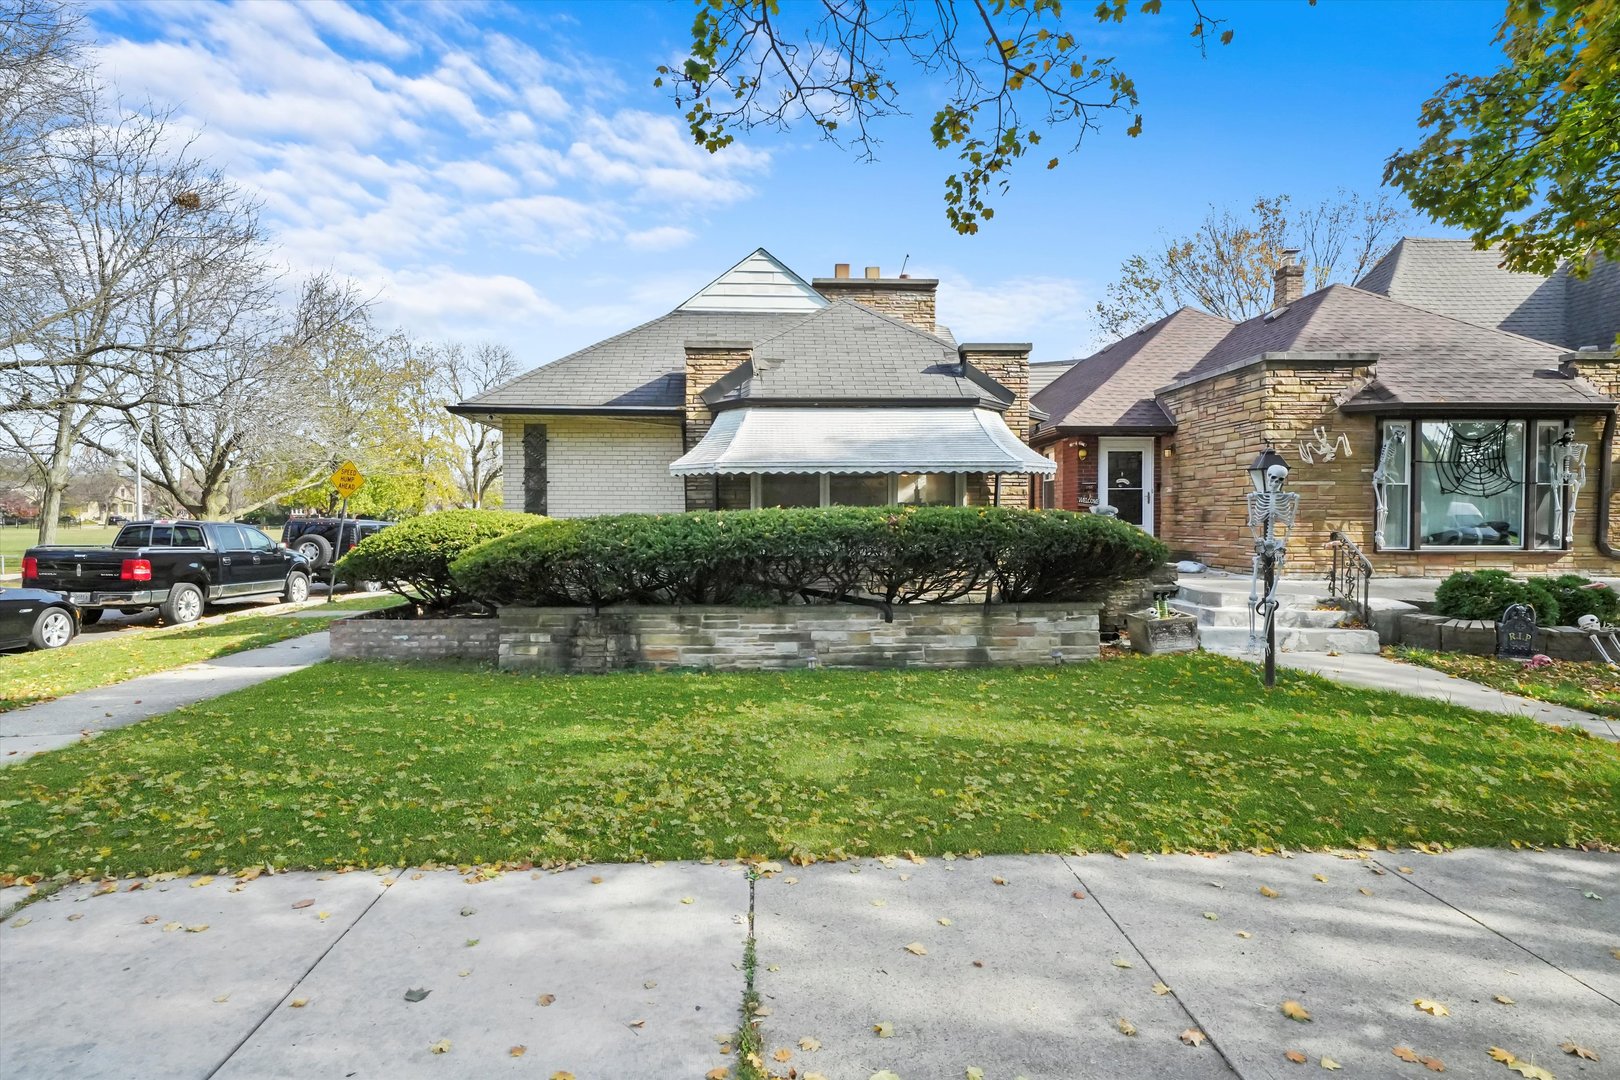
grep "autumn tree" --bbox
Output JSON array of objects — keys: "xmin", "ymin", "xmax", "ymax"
[
  {"xmin": 657, "ymin": 0, "xmax": 1235, "ymax": 234},
  {"xmin": 1093, "ymin": 190, "xmax": 1406, "ymax": 336},
  {"xmin": 428, "ymin": 342, "xmax": 516, "ymax": 509},
  {"xmin": 1385, "ymin": 0, "xmax": 1618, "ymax": 276}
]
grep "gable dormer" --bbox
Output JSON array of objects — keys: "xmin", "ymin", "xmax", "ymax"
[{"xmin": 677, "ymin": 248, "xmax": 828, "ymax": 314}]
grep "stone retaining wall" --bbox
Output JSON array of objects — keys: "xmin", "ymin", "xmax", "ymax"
[
  {"xmin": 1395, "ymin": 612, "xmax": 1604, "ymax": 662},
  {"xmin": 329, "ymin": 616, "xmax": 500, "ymax": 662},
  {"xmin": 499, "ymin": 603, "xmax": 1101, "ymax": 673}
]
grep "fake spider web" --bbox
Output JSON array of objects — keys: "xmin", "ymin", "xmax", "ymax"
[{"xmin": 1432, "ymin": 422, "xmax": 1518, "ymax": 497}]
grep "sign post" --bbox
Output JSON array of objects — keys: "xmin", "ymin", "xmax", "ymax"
[{"xmin": 327, "ymin": 461, "xmax": 365, "ymax": 604}]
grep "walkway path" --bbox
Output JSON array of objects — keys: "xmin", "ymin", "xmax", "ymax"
[
  {"xmin": 1277, "ymin": 650, "xmax": 1619, "ymax": 741},
  {"xmin": 0, "ymin": 631, "xmax": 330, "ymax": 764},
  {"xmin": 2, "ymin": 851, "xmax": 1614, "ymax": 1079}
]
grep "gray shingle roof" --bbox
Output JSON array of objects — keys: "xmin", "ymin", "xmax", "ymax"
[
  {"xmin": 1176, "ymin": 285, "xmax": 1611, "ymax": 410},
  {"xmin": 1355, "ymin": 237, "xmax": 1619, "ymax": 348},
  {"xmin": 458, "ymin": 310, "xmax": 810, "ymax": 411},
  {"xmin": 707, "ymin": 300, "xmax": 996, "ymax": 405},
  {"xmin": 1032, "ymin": 308, "xmax": 1235, "ymax": 432},
  {"xmin": 1028, "ymin": 360, "xmax": 1078, "ymax": 395}
]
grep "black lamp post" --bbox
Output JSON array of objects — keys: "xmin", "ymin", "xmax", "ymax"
[{"xmin": 1246, "ymin": 446, "xmax": 1293, "ymax": 688}]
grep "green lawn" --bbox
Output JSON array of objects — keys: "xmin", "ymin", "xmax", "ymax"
[
  {"xmin": 0, "ymin": 597, "xmax": 397, "ymax": 714},
  {"xmin": 0, "ymin": 524, "xmax": 118, "ymax": 578},
  {"xmin": 2, "ymin": 652, "xmax": 1616, "ymax": 879},
  {"xmin": 1389, "ymin": 646, "xmax": 1620, "ymax": 718}
]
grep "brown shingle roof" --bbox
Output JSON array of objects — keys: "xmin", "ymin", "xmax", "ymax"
[{"xmin": 1032, "ymin": 308, "xmax": 1235, "ymax": 432}]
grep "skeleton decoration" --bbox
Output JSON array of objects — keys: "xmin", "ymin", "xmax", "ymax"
[
  {"xmin": 1296, "ymin": 426, "xmax": 1352, "ymax": 465},
  {"xmin": 1247, "ymin": 466, "xmax": 1301, "ymax": 673},
  {"xmin": 1370, "ymin": 426, "xmax": 1406, "ymax": 547},
  {"xmin": 1554, "ymin": 438, "xmax": 1589, "ymax": 543}
]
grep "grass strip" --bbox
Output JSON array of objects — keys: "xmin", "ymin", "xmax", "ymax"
[{"xmin": 1, "ymin": 651, "xmax": 1616, "ymax": 879}]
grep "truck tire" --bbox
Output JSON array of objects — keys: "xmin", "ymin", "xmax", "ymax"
[
  {"xmin": 79, "ymin": 608, "xmax": 104, "ymax": 626},
  {"xmin": 283, "ymin": 571, "xmax": 310, "ymax": 604},
  {"xmin": 293, "ymin": 533, "xmax": 332, "ymax": 569},
  {"xmin": 161, "ymin": 583, "xmax": 204, "ymax": 625},
  {"xmin": 30, "ymin": 607, "xmax": 76, "ymax": 649}
]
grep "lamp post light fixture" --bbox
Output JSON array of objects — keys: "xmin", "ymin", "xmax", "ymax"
[{"xmin": 1245, "ymin": 445, "xmax": 1299, "ymax": 688}]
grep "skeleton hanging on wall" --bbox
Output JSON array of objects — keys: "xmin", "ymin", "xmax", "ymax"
[
  {"xmin": 1554, "ymin": 438, "xmax": 1589, "ymax": 543},
  {"xmin": 1296, "ymin": 426, "xmax": 1352, "ymax": 464}
]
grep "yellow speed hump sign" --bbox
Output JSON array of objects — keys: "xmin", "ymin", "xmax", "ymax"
[{"xmin": 330, "ymin": 460, "xmax": 364, "ymax": 498}]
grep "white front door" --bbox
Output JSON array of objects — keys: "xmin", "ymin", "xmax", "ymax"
[{"xmin": 1098, "ymin": 437, "xmax": 1155, "ymax": 535}]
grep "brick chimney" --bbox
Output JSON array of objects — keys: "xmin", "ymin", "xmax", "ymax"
[
  {"xmin": 1273, "ymin": 248, "xmax": 1305, "ymax": 308},
  {"xmin": 813, "ymin": 261, "xmax": 938, "ymax": 333}
]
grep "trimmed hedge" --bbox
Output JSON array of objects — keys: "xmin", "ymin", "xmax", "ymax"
[
  {"xmin": 1432, "ymin": 569, "xmax": 1620, "ymax": 627},
  {"xmin": 335, "ymin": 509, "xmax": 545, "ymax": 610},
  {"xmin": 449, "ymin": 506, "xmax": 1168, "ymax": 615}
]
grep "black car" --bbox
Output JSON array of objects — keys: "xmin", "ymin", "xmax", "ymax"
[
  {"xmin": 22, "ymin": 520, "xmax": 312, "ymax": 625},
  {"xmin": 0, "ymin": 588, "xmax": 79, "ymax": 651},
  {"xmin": 280, "ymin": 517, "xmax": 390, "ymax": 570}
]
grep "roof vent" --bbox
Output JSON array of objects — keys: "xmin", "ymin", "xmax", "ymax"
[{"xmin": 1263, "ymin": 305, "xmax": 1290, "ymax": 322}]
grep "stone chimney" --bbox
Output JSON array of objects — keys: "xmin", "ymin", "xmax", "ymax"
[
  {"xmin": 1273, "ymin": 248, "xmax": 1305, "ymax": 308},
  {"xmin": 813, "ymin": 261, "xmax": 938, "ymax": 333}
]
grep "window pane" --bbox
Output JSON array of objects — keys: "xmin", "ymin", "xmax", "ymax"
[
  {"xmin": 149, "ymin": 525, "xmax": 173, "ymax": 546},
  {"xmin": 716, "ymin": 475, "xmax": 752, "ymax": 511},
  {"xmin": 1530, "ymin": 422, "xmax": 1564, "ymax": 549},
  {"xmin": 759, "ymin": 474, "xmax": 821, "ymax": 507},
  {"xmin": 898, "ymin": 473, "xmax": 957, "ymax": 505},
  {"xmin": 172, "ymin": 525, "xmax": 205, "ymax": 547},
  {"xmin": 217, "ymin": 526, "xmax": 251, "ymax": 551},
  {"xmin": 1377, "ymin": 422, "xmax": 1411, "ymax": 549},
  {"xmin": 116, "ymin": 525, "xmax": 150, "ymax": 547},
  {"xmin": 1417, "ymin": 420, "xmax": 1524, "ymax": 547},
  {"xmin": 828, "ymin": 475, "xmax": 890, "ymax": 506}
]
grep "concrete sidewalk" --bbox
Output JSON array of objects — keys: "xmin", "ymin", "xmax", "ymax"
[
  {"xmin": 0, "ymin": 631, "xmax": 330, "ymax": 764},
  {"xmin": 2, "ymin": 851, "xmax": 1614, "ymax": 1079}
]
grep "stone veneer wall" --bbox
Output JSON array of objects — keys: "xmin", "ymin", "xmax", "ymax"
[
  {"xmin": 682, "ymin": 343, "xmax": 753, "ymax": 511},
  {"xmin": 810, "ymin": 278, "xmax": 937, "ymax": 333},
  {"xmin": 961, "ymin": 345, "xmax": 1033, "ymax": 509},
  {"xmin": 330, "ymin": 616, "xmax": 500, "ymax": 662},
  {"xmin": 498, "ymin": 603, "xmax": 1100, "ymax": 673}
]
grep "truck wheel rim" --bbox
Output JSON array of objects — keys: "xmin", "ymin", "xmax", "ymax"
[
  {"xmin": 42, "ymin": 612, "xmax": 71, "ymax": 647},
  {"xmin": 299, "ymin": 543, "xmax": 320, "ymax": 562},
  {"xmin": 178, "ymin": 591, "xmax": 200, "ymax": 621},
  {"xmin": 292, "ymin": 577, "xmax": 308, "ymax": 601}
]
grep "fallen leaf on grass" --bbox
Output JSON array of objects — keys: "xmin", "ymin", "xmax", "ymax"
[
  {"xmin": 1424, "ymin": 1059, "xmax": 1446, "ymax": 1072},
  {"xmin": 1281, "ymin": 1000, "xmax": 1312, "ymax": 1022},
  {"xmin": 1489, "ymin": 1048, "xmax": 1518, "ymax": 1063},
  {"xmin": 771, "ymin": 1048, "xmax": 791, "ymax": 1062},
  {"xmin": 191, "ymin": 876, "xmax": 214, "ymax": 888},
  {"xmin": 537, "ymin": 993, "xmax": 556, "ymax": 1006},
  {"xmin": 1180, "ymin": 1029, "xmax": 1205, "ymax": 1046},
  {"xmin": 1260, "ymin": 886, "xmax": 1280, "ymax": 898},
  {"xmin": 1396, "ymin": 1047, "xmax": 1421, "ymax": 1063},
  {"xmin": 873, "ymin": 1021, "xmax": 894, "ymax": 1038},
  {"xmin": 1561, "ymin": 1042, "xmax": 1598, "ymax": 1061},
  {"xmin": 1116, "ymin": 1017, "xmax": 1137, "ymax": 1036},
  {"xmin": 1413, "ymin": 998, "xmax": 1450, "ymax": 1016},
  {"xmin": 1151, "ymin": 981, "xmax": 1172, "ymax": 996},
  {"xmin": 1321, "ymin": 1058, "xmax": 1341, "ymax": 1070},
  {"xmin": 404, "ymin": 989, "xmax": 430, "ymax": 1003},
  {"xmin": 904, "ymin": 942, "xmax": 928, "ymax": 955},
  {"xmin": 291, "ymin": 899, "xmax": 313, "ymax": 909},
  {"xmin": 705, "ymin": 1069, "xmax": 727, "ymax": 1080},
  {"xmin": 1286, "ymin": 1050, "xmax": 1307, "ymax": 1063},
  {"xmin": 871, "ymin": 1072, "xmax": 902, "ymax": 1080},
  {"xmin": 966, "ymin": 1069, "xmax": 985, "ymax": 1080},
  {"xmin": 798, "ymin": 1036, "xmax": 820, "ymax": 1052},
  {"xmin": 509, "ymin": 1046, "xmax": 526, "ymax": 1058}
]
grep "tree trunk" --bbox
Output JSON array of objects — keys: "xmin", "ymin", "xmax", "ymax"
[{"xmin": 36, "ymin": 479, "xmax": 65, "ymax": 544}]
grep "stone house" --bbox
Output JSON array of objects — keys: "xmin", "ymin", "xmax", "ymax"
[
  {"xmin": 451, "ymin": 249, "xmax": 1052, "ymax": 515},
  {"xmin": 1031, "ymin": 242, "xmax": 1620, "ymax": 575}
]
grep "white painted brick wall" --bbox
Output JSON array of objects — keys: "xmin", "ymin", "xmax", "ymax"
[{"xmin": 499, "ymin": 416, "xmax": 686, "ymax": 517}]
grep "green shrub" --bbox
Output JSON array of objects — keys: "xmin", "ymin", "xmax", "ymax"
[
  {"xmin": 1433, "ymin": 569, "xmax": 1561, "ymax": 625},
  {"xmin": 1536, "ymin": 573, "xmax": 1620, "ymax": 625},
  {"xmin": 450, "ymin": 506, "xmax": 1169, "ymax": 615},
  {"xmin": 335, "ymin": 509, "xmax": 545, "ymax": 610}
]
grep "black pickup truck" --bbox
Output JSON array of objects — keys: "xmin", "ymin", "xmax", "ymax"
[{"xmin": 23, "ymin": 520, "xmax": 313, "ymax": 625}]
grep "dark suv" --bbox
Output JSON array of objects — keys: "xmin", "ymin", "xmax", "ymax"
[{"xmin": 280, "ymin": 517, "xmax": 390, "ymax": 570}]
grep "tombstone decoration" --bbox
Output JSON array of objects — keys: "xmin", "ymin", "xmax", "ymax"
[{"xmin": 1496, "ymin": 602, "xmax": 1537, "ymax": 662}]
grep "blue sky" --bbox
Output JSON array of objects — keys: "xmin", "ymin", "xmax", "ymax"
[{"xmin": 87, "ymin": 0, "xmax": 1509, "ymax": 365}]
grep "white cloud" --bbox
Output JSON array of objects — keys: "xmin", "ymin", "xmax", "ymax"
[
  {"xmin": 936, "ymin": 273, "xmax": 1103, "ymax": 361},
  {"xmin": 625, "ymin": 225, "xmax": 695, "ymax": 251}
]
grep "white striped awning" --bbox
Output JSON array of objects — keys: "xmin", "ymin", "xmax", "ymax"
[{"xmin": 669, "ymin": 407, "xmax": 1056, "ymax": 476}]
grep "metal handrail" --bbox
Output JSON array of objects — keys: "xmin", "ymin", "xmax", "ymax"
[{"xmin": 1326, "ymin": 529, "xmax": 1373, "ymax": 625}]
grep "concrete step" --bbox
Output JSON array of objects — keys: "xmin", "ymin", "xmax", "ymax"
[
  {"xmin": 1195, "ymin": 625, "xmax": 1382, "ymax": 655},
  {"xmin": 1174, "ymin": 582, "xmax": 1335, "ymax": 611},
  {"xmin": 1167, "ymin": 600, "xmax": 1349, "ymax": 629}
]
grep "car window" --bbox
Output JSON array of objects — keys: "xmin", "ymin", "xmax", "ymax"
[
  {"xmin": 114, "ymin": 525, "xmax": 149, "ymax": 547},
  {"xmin": 214, "ymin": 525, "xmax": 250, "ymax": 551},
  {"xmin": 172, "ymin": 525, "xmax": 205, "ymax": 547},
  {"xmin": 245, "ymin": 527, "xmax": 278, "ymax": 552},
  {"xmin": 150, "ymin": 525, "xmax": 173, "ymax": 546}
]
